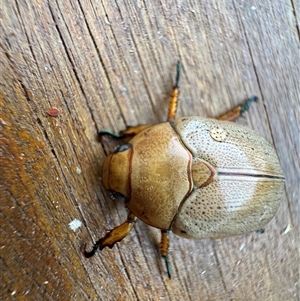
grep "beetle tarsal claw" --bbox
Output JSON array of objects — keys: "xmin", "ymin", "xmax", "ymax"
[
  {"xmin": 83, "ymin": 242, "xmax": 101, "ymax": 258},
  {"xmin": 164, "ymin": 255, "xmax": 172, "ymax": 279},
  {"xmin": 240, "ymin": 95, "xmax": 258, "ymax": 114}
]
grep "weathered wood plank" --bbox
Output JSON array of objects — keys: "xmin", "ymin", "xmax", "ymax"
[{"xmin": 1, "ymin": 1, "xmax": 299, "ymax": 300}]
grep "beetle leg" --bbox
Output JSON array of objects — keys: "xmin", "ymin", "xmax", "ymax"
[
  {"xmin": 119, "ymin": 124, "xmax": 152, "ymax": 136},
  {"xmin": 99, "ymin": 62, "xmax": 181, "ymax": 138},
  {"xmin": 161, "ymin": 230, "xmax": 172, "ymax": 279},
  {"xmin": 99, "ymin": 124, "xmax": 152, "ymax": 139},
  {"xmin": 217, "ymin": 95, "xmax": 258, "ymax": 121},
  {"xmin": 84, "ymin": 212, "xmax": 137, "ymax": 258},
  {"xmin": 167, "ymin": 61, "xmax": 181, "ymax": 121}
]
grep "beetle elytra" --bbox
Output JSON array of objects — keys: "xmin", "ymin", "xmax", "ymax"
[{"xmin": 84, "ymin": 62, "xmax": 284, "ymax": 278}]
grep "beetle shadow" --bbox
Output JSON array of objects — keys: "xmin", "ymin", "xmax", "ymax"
[
  {"xmin": 96, "ymin": 132, "xmax": 131, "ymax": 156},
  {"xmin": 133, "ymin": 220, "xmax": 162, "ymax": 256}
]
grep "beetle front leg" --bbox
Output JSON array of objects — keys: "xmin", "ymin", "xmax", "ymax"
[
  {"xmin": 217, "ymin": 95, "xmax": 258, "ymax": 121},
  {"xmin": 84, "ymin": 211, "xmax": 138, "ymax": 258},
  {"xmin": 119, "ymin": 124, "xmax": 152, "ymax": 136},
  {"xmin": 99, "ymin": 124, "xmax": 152, "ymax": 139},
  {"xmin": 160, "ymin": 230, "xmax": 172, "ymax": 279}
]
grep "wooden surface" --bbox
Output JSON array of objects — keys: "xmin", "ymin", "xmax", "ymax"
[{"xmin": 1, "ymin": 1, "xmax": 299, "ymax": 300}]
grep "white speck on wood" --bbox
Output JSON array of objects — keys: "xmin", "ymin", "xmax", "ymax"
[{"xmin": 69, "ymin": 219, "xmax": 82, "ymax": 231}]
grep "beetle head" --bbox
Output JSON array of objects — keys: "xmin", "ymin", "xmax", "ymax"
[{"xmin": 102, "ymin": 144, "xmax": 132, "ymax": 201}]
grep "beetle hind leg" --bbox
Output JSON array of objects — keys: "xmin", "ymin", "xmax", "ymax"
[
  {"xmin": 160, "ymin": 230, "xmax": 172, "ymax": 279},
  {"xmin": 217, "ymin": 95, "xmax": 258, "ymax": 121},
  {"xmin": 84, "ymin": 212, "xmax": 137, "ymax": 258}
]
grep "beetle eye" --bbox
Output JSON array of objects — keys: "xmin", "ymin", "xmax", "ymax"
[
  {"xmin": 110, "ymin": 191, "xmax": 129, "ymax": 202},
  {"xmin": 114, "ymin": 143, "xmax": 131, "ymax": 153}
]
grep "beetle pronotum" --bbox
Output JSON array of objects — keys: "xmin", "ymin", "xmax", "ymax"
[{"xmin": 84, "ymin": 62, "xmax": 284, "ymax": 278}]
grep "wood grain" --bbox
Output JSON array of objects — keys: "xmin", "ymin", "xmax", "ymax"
[{"xmin": 1, "ymin": 1, "xmax": 299, "ymax": 300}]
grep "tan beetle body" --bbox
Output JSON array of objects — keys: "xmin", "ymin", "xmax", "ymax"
[
  {"xmin": 84, "ymin": 63, "xmax": 284, "ymax": 278},
  {"xmin": 102, "ymin": 117, "xmax": 284, "ymax": 239}
]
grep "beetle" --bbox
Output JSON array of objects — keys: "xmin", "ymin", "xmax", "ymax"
[{"xmin": 84, "ymin": 62, "xmax": 284, "ymax": 278}]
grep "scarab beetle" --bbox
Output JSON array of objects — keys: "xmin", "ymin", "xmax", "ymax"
[{"xmin": 84, "ymin": 62, "xmax": 284, "ymax": 278}]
